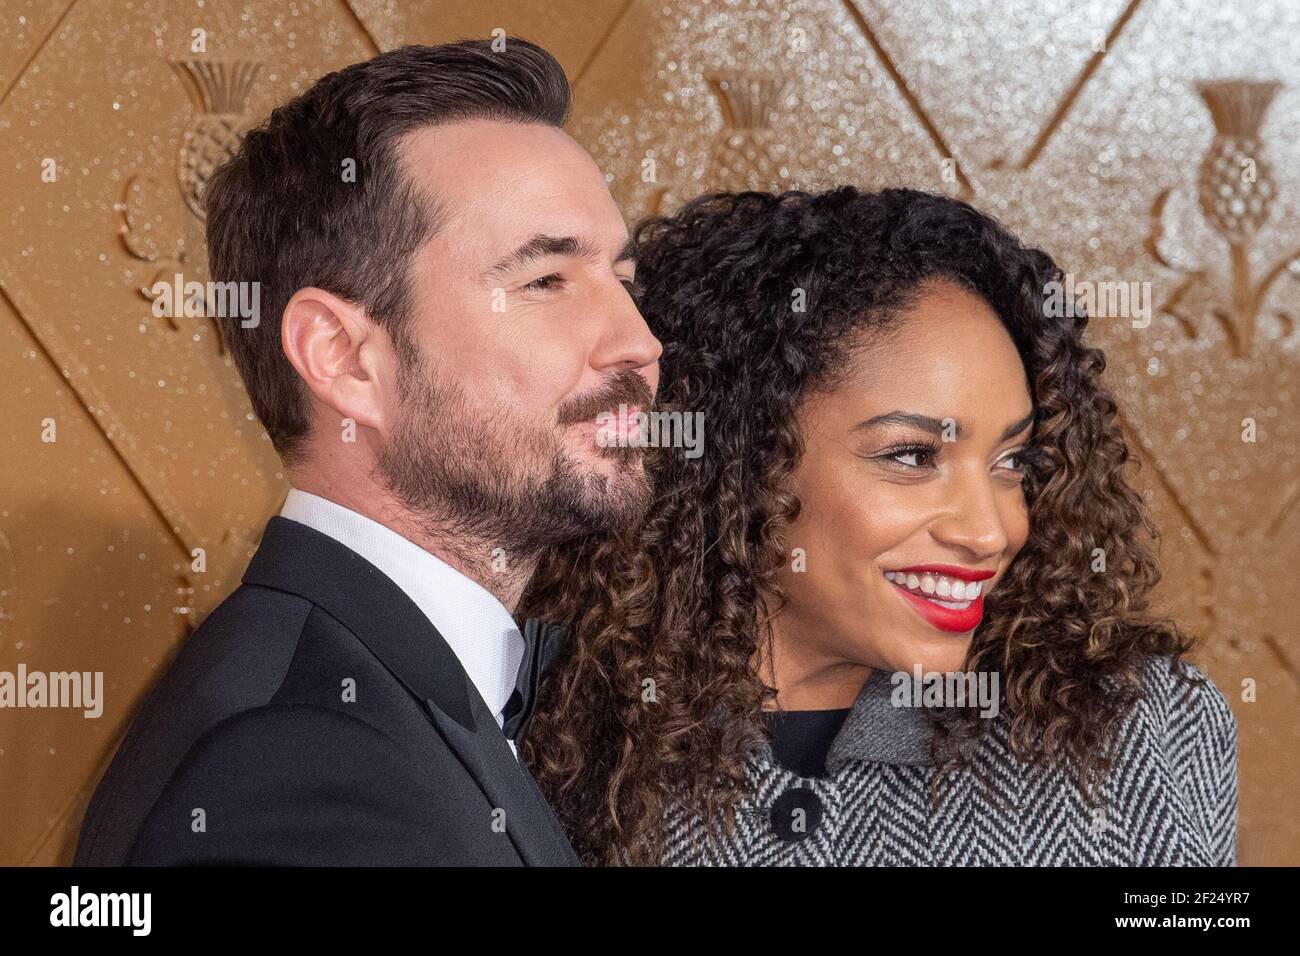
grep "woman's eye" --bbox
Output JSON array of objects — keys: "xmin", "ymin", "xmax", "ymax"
[
  {"xmin": 883, "ymin": 445, "xmax": 937, "ymax": 469},
  {"xmin": 995, "ymin": 449, "xmax": 1028, "ymax": 476},
  {"xmin": 1004, "ymin": 448, "xmax": 1028, "ymax": 469},
  {"xmin": 522, "ymin": 273, "xmax": 563, "ymax": 292}
]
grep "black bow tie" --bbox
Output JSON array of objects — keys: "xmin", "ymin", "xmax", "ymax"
[{"xmin": 501, "ymin": 618, "xmax": 569, "ymax": 743}]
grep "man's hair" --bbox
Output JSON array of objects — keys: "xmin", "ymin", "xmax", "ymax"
[{"xmin": 204, "ymin": 39, "xmax": 572, "ymax": 463}]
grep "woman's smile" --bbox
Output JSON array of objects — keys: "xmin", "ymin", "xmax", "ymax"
[{"xmin": 883, "ymin": 566, "xmax": 996, "ymax": 633}]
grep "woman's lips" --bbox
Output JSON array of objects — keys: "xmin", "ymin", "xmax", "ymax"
[
  {"xmin": 894, "ymin": 564, "xmax": 994, "ymax": 582},
  {"xmin": 890, "ymin": 583, "xmax": 984, "ymax": 633},
  {"xmin": 884, "ymin": 566, "xmax": 992, "ymax": 634}
]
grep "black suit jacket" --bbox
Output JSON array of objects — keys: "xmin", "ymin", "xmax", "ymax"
[{"xmin": 74, "ymin": 516, "xmax": 580, "ymax": 866}]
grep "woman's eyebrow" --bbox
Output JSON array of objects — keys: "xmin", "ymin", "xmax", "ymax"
[
  {"xmin": 852, "ymin": 408, "xmax": 1035, "ymax": 442},
  {"xmin": 853, "ymin": 411, "xmax": 949, "ymax": 437},
  {"xmin": 998, "ymin": 410, "xmax": 1036, "ymax": 442}
]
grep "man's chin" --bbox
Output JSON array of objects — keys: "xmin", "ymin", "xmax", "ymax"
[
  {"xmin": 579, "ymin": 468, "xmax": 653, "ymax": 532},
  {"xmin": 551, "ymin": 453, "xmax": 651, "ymax": 535}
]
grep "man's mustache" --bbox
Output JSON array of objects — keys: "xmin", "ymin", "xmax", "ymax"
[{"xmin": 556, "ymin": 370, "xmax": 656, "ymax": 426}]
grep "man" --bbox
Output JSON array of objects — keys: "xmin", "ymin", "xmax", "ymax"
[{"xmin": 74, "ymin": 38, "xmax": 660, "ymax": 866}]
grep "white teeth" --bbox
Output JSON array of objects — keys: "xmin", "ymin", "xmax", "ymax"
[{"xmin": 884, "ymin": 570, "xmax": 988, "ymax": 606}]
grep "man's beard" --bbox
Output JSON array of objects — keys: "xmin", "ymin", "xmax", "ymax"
[{"xmin": 374, "ymin": 347, "xmax": 654, "ymax": 563}]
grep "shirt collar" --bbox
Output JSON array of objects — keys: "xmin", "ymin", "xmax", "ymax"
[{"xmin": 278, "ymin": 488, "xmax": 526, "ymax": 726}]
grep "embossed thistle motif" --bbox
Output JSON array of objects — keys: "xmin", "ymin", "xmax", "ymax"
[
  {"xmin": 1150, "ymin": 79, "xmax": 1299, "ymax": 357},
  {"xmin": 114, "ymin": 60, "xmax": 261, "ymax": 353},
  {"xmin": 170, "ymin": 59, "xmax": 261, "ymax": 220},
  {"xmin": 706, "ymin": 73, "xmax": 790, "ymax": 192},
  {"xmin": 1197, "ymin": 80, "xmax": 1280, "ymax": 246}
]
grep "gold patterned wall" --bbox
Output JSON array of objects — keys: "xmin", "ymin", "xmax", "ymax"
[{"xmin": 0, "ymin": 0, "xmax": 1296, "ymax": 865}]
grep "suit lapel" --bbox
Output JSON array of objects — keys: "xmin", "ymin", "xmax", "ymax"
[
  {"xmin": 423, "ymin": 689, "xmax": 579, "ymax": 865},
  {"xmin": 242, "ymin": 516, "xmax": 579, "ymax": 865}
]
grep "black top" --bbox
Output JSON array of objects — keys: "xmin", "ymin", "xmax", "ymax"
[{"xmin": 762, "ymin": 707, "xmax": 853, "ymax": 778}]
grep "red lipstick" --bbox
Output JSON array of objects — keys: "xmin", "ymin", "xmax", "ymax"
[
  {"xmin": 886, "ymin": 565, "xmax": 995, "ymax": 634},
  {"xmin": 894, "ymin": 564, "xmax": 994, "ymax": 581}
]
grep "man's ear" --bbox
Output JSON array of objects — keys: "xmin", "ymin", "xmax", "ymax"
[{"xmin": 280, "ymin": 288, "xmax": 394, "ymax": 435}]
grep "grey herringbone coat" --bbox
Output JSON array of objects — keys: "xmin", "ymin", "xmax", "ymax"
[{"xmin": 662, "ymin": 656, "xmax": 1237, "ymax": 866}]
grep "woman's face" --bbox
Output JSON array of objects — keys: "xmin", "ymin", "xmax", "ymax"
[{"xmin": 768, "ymin": 279, "xmax": 1033, "ymax": 703}]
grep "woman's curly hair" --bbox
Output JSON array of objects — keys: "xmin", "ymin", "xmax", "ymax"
[{"xmin": 517, "ymin": 186, "xmax": 1200, "ymax": 866}]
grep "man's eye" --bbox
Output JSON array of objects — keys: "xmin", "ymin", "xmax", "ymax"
[
  {"xmin": 522, "ymin": 273, "xmax": 564, "ymax": 292},
  {"xmin": 620, "ymin": 278, "xmax": 642, "ymax": 299}
]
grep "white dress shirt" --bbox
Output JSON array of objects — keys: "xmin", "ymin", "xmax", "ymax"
[{"xmin": 279, "ymin": 488, "xmax": 526, "ymax": 758}]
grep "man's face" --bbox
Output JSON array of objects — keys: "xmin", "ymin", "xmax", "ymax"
[{"xmin": 374, "ymin": 119, "xmax": 661, "ymax": 556}]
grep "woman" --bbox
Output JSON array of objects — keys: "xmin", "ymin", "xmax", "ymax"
[{"xmin": 518, "ymin": 187, "xmax": 1238, "ymax": 866}]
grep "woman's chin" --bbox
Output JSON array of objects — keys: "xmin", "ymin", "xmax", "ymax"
[{"xmin": 878, "ymin": 640, "xmax": 974, "ymax": 678}]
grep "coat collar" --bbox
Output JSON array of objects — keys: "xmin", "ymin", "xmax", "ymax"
[
  {"xmin": 823, "ymin": 669, "xmax": 937, "ymax": 771},
  {"xmin": 278, "ymin": 488, "xmax": 526, "ymax": 725},
  {"xmin": 243, "ymin": 516, "xmax": 478, "ymax": 728},
  {"xmin": 241, "ymin": 516, "xmax": 580, "ymax": 865}
]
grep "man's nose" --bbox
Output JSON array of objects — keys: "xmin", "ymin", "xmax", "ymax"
[{"xmin": 589, "ymin": 281, "xmax": 662, "ymax": 377}]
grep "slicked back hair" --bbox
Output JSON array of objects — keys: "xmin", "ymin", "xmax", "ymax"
[{"xmin": 204, "ymin": 39, "xmax": 572, "ymax": 463}]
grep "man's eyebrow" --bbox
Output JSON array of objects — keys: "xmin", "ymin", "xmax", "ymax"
[
  {"xmin": 851, "ymin": 409, "xmax": 1035, "ymax": 443},
  {"xmin": 614, "ymin": 236, "xmax": 637, "ymax": 266},
  {"xmin": 483, "ymin": 233, "xmax": 635, "ymax": 280}
]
